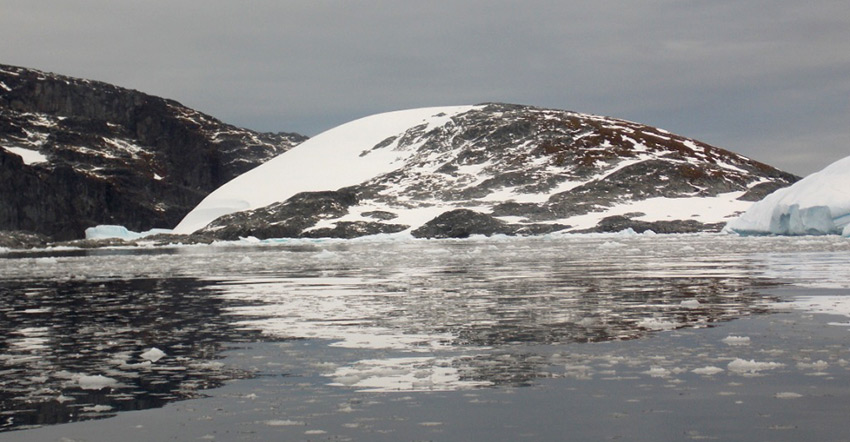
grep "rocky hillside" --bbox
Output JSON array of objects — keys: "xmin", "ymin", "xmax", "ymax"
[
  {"xmin": 177, "ymin": 103, "xmax": 798, "ymax": 240},
  {"xmin": 0, "ymin": 64, "xmax": 306, "ymax": 240}
]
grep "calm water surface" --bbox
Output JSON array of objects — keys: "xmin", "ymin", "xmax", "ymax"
[{"xmin": 2, "ymin": 234, "xmax": 850, "ymax": 440}]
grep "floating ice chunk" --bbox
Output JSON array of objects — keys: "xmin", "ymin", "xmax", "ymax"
[
  {"xmin": 140, "ymin": 347, "xmax": 166, "ymax": 362},
  {"xmin": 637, "ymin": 317, "xmax": 678, "ymax": 331},
  {"xmin": 82, "ymin": 404, "xmax": 114, "ymax": 412},
  {"xmin": 85, "ymin": 225, "xmax": 173, "ymax": 240},
  {"xmin": 680, "ymin": 299, "xmax": 701, "ymax": 308},
  {"xmin": 692, "ymin": 366, "xmax": 724, "ymax": 375},
  {"xmin": 644, "ymin": 366, "xmax": 671, "ymax": 378},
  {"xmin": 796, "ymin": 360, "xmax": 829, "ymax": 371},
  {"xmin": 721, "ymin": 336, "xmax": 751, "ymax": 346},
  {"xmin": 77, "ymin": 374, "xmax": 119, "ymax": 390},
  {"xmin": 774, "ymin": 392, "xmax": 803, "ymax": 399},
  {"xmin": 727, "ymin": 358, "xmax": 783, "ymax": 374},
  {"xmin": 726, "ymin": 155, "xmax": 850, "ymax": 236},
  {"xmin": 264, "ymin": 420, "xmax": 306, "ymax": 426},
  {"xmin": 599, "ymin": 241, "xmax": 625, "ymax": 249}
]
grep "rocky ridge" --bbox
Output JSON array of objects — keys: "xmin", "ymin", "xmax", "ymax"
[
  {"xmin": 186, "ymin": 103, "xmax": 798, "ymax": 240},
  {"xmin": 0, "ymin": 64, "xmax": 306, "ymax": 240}
]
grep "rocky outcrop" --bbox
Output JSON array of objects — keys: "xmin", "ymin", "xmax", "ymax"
[
  {"xmin": 411, "ymin": 209, "xmax": 569, "ymax": 238},
  {"xmin": 193, "ymin": 189, "xmax": 397, "ymax": 240},
  {"xmin": 0, "ymin": 64, "xmax": 306, "ymax": 240},
  {"xmin": 0, "ymin": 230, "xmax": 49, "ymax": 249},
  {"xmin": 412, "ymin": 209, "xmax": 516, "ymax": 238},
  {"xmin": 578, "ymin": 215, "xmax": 724, "ymax": 234}
]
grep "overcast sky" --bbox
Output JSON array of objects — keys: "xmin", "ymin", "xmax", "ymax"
[{"xmin": 2, "ymin": 0, "xmax": 848, "ymax": 176}]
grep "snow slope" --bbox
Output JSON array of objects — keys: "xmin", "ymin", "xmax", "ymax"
[
  {"xmin": 725, "ymin": 155, "xmax": 850, "ymax": 236},
  {"xmin": 174, "ymin": 106, "xmax": 478, "ymax": 233}
]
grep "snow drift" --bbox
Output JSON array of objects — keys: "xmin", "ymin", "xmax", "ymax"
[{"xmin": 725, "ymin": 155, "xmax": 850, "ymax": 236}]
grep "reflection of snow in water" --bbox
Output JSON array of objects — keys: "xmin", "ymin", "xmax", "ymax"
[
  {"xmin": 1, "ymin": 233, "xmax": 850, "ymax": 424},
  {"xmin": 328, "ymin": 356, "xmax": 490, "ymax": 392}
]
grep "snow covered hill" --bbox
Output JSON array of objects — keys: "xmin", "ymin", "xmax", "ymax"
[
  {"xmin": 176, "ymin": 103, "xmax": 798, "ymax": 239},
  {"xmin": 0, "ymin": 64, "xmax": 306, "ymax": 240},
  {"xmin": 726, "ymin": 155, "xmax": 850, "ymax": 236}
]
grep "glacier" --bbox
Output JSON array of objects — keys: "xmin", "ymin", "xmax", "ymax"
[{"xmin": 725, "ymin": 155, "xmax": 850, "ymax": 236}]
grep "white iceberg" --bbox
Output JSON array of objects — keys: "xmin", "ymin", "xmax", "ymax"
[
  {"xmin": 725, "ymin": 155, "xmax": 850, "ymax": 236},
  {"xmin": 84, "ymin": 225, "xmax": 173, "ymax": 240}
]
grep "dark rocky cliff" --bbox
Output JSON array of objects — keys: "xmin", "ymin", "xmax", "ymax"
[{"xmin": 0, "ymin": 64, "xmax": 306, "ymax": 240}]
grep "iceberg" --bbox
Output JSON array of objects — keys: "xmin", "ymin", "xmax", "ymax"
[
  {"xmin": 84, "ymin": 225, "xmax": 173, "ymax": 240},
  {"xmin": 725, "ymin": 155, "xmax": 850, "ymax": 236}
]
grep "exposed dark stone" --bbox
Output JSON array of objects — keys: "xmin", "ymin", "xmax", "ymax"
[
  {"xmin": 197, "ymin": 190, "xmax": 359, "ymax": 240},
  {"xmin": 581, "ymin": 215, "xmax": 725, "ymax": 234},
  {"xmin": 411, "ymin": 209, "xmax": 517, "ymax": 238},
  {"xmin": 361, "ymin": 210, "xmax": 399, "ymax": 221},
  {"xmin": 514, "ymin": 223, "xmax": 571, "ymax": 235},
  {"xmin": 738, "ymin": 181, "xmax": 790, "ymax": 202},
  {"xmin": 303, "ymin": 221, "xmax": 409, "ymax": 239},
  {"xmin": 0, "ymin": 64, "xmax": 306, "ymax": 240},
  {"xmin": 0, "ymin": 230, "xmax": 50, "ymax": 249}
]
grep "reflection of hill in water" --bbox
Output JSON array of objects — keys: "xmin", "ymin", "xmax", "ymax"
[
  {"xmin": 219, "ymin": 244, "xmax": 780, "ymax": 391},
  {"xmin": 1, "ymin": 235, "xmax": 810, "ymax": 429},
  {"xmin": 444, "ymin": 273, "xmax": 776, "ymax": 347},
  {"xmin": 437, "ymin": 273, "xmax": 778, "ymax": 387},
  {"xmin": 0, "ymin": 278, "xmax": 265, "ymax": 431}
]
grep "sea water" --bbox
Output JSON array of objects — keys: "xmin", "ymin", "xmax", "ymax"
[{"xmin": 2, "ymin": 234, "xmax": 850, "ymax": 440}]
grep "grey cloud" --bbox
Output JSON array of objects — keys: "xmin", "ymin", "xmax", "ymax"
[{"xmin": 2, "ymin": 0, "xmax": 847, "ymax": 175}]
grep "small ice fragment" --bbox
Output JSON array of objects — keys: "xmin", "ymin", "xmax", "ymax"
[
  {"xmin": 680, "ymin": 299, "xmax": 701, "ymax": 308},
  {"xmin": 692, "ymin": 366, "xmax": 724, "ymax": 375},
  {"xmin": 722, "ymin": 336, "xmax": 750, "ymax": 345},
  {"xmin": 140, "ymin": 347, "xmax": 166, "ymax": 362},
  {"xmin": 599, "ymin": 241, "xmax": 624, "ymax": 249},
  {"xmin": 637, "ymin": 317, "xmax": 678, "ymax": 331},
  {"xmin": 643, "ymin": 366, "xmax": 670, "ymax": 378},
  {"xmin": 727, "ymin": 358, "xmax": 783, "ymax": 374},
  {"xmin": 82, "ymin": 405, "xmax": 114, "ymax": 412},
  {"xmin": 775, "ymin": 392, "xmax": 803, "ymax": 399},
  {"xmin": 264, "ymin": 420, "xmax": 305, "ymax": 426},
  {"xmin": 797, "ymin": 360, "xmax": 829, "ymax": 371},
  {"xmin": 77, "ymin": 374, "xmax": 119, "ymax": 390}
]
